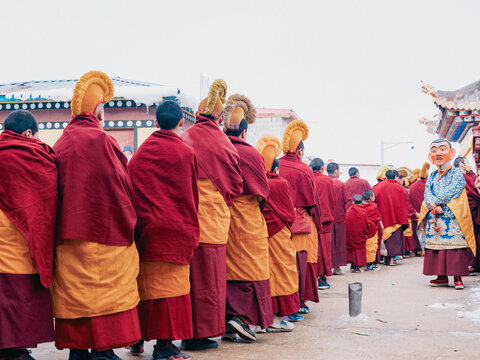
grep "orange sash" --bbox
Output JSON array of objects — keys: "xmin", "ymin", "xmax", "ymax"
[
  {"xmin": 0, "ymin": 210, "xmax": 37, "ymax": 274},
  {"xmin": 51, "ymin": 239, "xmax": 140, "ymax": 319},
  {"xmin": 197, "ymin": 178, "xmax": 231, "ymax": 245},
  {"xmin": 137, "ymin": 261, "xmax": 190, "ymax": 300},
  {"xmin": 268, "ymin": 226, "xmax": 298, "ymax": 296},
  {"xmin": 226, "ymin": 195, "xmax": 269, "ymax": 281}
]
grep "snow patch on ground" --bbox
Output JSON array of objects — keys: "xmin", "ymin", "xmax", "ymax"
[{"xmin": 428, "ymin": 303, "xmax": 464, "ymax": 310}]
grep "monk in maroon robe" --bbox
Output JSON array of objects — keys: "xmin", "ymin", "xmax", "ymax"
[
  {"xmin": 52, "ymin": 72, "xmax": 141, "ymax": 360},
  {"xmin": 346, "ymin": 195, "xmax": 370, "ymax": 271},
  {"xmin": 375, "ymin": 169, "xmax": 409, "ymax": 265},
  {"xmin": 223, "ymin": 94, "xmax": 272, "ymax": 341},
  {"xmin": 128, "ymin": 101, "xmax": 199, "ymax": 359},
  {"xmin": 345, "ymin": 167, "xmax": 373, "ymax": 209},
  {"xmin": 327, "ymin": 162, "xmax": 348, "ymax": 275},
  {"xmin": 409, "ymin": 162, "xmax": 430, "ymax": 255},
  {"xmin": 279, "ymin": 143, "xmax": 320, "ymax": 312},
  {"xmin": 0, "ymin": 111, "xmax": 57, "ymax": 360},
  {"xmin": 310, "ymin": 158, "xmax": 335, "ymax": 289},
  {"xmin": 454, "ymin": 157, "xmax": 480, "ymax": 271},
  {"xmin": 180, "ymin": 80, "xmax": 243, "ymax": 350},
  {"xmin": 363, "ymin": 190, "xmax": 383, "ymax": 270}
]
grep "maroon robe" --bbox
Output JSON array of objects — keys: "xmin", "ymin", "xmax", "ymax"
[
  {"xmin": 128, "ymin": 130, "xmax": 199, "ymax": 341},
  {"xmin": 54, "ymin": 114, "xmax": 136, "ymax": 247},
  {"xmin": 263, "ymin": 173, "xmax": 295, "ymax": 238},
  {"xmin": 0, "ymin": 130, "xmax": 57, "ymax": 287},
  {"xmin": 129, "ymin": 130, "xmax": 199, "ymax": 264},
  {"xmin": 345, "ymin": 175, "xmax": 373, "ymax": 209},
  {"xmin": 463, "ymin": 172, "xmax": 480, "ymax": 268},
  {"xmin": 0, "ymin": 131, "xmax": 57, "ymax": 350},
  {"xmin": 53, "ymin": 114, "xmax": 140, "ymax": 350},
  {"xmin": 346, "ymin": 204, "xmax": 369, "ymax": 267},
  {"xmin": 313, "ymin": 172, "xmax": 335, "ymax": 276},
  {"xmin": 363, "ymin": 202, "xmax": 381, "ymax": 238},
  {"xmin": 226, "ymin": 135, "xmax": 272, "ymax": 327},
  {"xmin": 409, "ymin": 178, "xmax": 427, "ymax": 251},
  {"xmin": 329, "ymin": 175, "xmax": 347, "ymax": 268},
  {"xmin": 181, "ymin": 114, "xmax": 243, "ymax": 339}
]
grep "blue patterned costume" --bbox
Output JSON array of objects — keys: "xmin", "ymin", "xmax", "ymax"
[{"xmin": 422, "ymin": 166, "xmax": 468, "ymax": 250}]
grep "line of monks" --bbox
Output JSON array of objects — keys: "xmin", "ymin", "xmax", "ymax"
[
  {"xmin": 3, "ymin": 71, "xmax": 478, "ymax": 360},
  {"xmin": 0, "ymin": 72, "xmax": 352, "ymax": 360}
]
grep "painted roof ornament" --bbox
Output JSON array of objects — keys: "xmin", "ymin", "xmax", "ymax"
[{"xmin": 421, "ymin": 80, "xmax": 438, "ymax": 97}]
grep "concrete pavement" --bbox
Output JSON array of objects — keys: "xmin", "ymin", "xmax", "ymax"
[{"xmin": 31, "ymin": 257, "xmax": 480, "ymax": 360}]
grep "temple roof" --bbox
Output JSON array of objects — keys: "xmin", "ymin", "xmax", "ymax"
[
  {"xmin": 0, "ymin": 77, "xmax": 198, "ymax": 111},
  {"xmin": 423, "ymin": 80, "xmax": 480, "ymax": 111}
]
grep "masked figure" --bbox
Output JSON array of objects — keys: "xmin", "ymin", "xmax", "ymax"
[{"xmin": 417, "ymin": 138, "xmax": 476, "ymax": 289}]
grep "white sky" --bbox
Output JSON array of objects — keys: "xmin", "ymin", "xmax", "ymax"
[{"xmin": 2, "ymin": 0, "xmax": 480, "ymax": 168}]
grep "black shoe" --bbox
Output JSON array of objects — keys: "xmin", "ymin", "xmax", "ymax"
[
  {"xmin": 68, "ymin": 350, "xmax": 92, "ymax": 360},
  {"xmin": 181, "ymin": 338, "xmax": 219, "ymax": 350},
  {"xmin": 128, "ymin": 340, "xmax": 144, "ymax": 354},
  {"xmin": 153, "ymin": 343, "xmax": 191, "ymax": 360},
  {"xmin": 90, "ymin": 349, "xmax": 122, "ymax": 360},
  {"xmin": 222, "ymin": 322, "xmax": 237, "ymax": 342},
  {"xmin": 8, "ymin": 349, "xmax": 35, "ymax": 360},
  {"xmin": 227, "ymin": 317, "xmax": 256, "ymax": 342}
]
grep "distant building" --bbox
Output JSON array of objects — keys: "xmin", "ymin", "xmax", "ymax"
[
  {"xmin": 0, "ymin": 77, "xmax": 197, "ymax": 151},
  {"xmin": 0, "ymin": 79, "xmax": 301, "ymax": 152},
  {"xmin": 247, "ymin": 108, "xmax": 300, "ymax": 145},
  {"xmin": 421, "ymin": 80, "xmax": 480, "ymax": 172}
]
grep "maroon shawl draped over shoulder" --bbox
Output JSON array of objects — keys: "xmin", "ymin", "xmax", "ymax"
[
  {"xmin": 53, "ymin": 114, "xmax": 136, "ymax": 246},
  {"xmin": 345, "ymin": 175, "xmax": 373, "ymax": 209},
  {"xmin": 346, "ymin": 204, "xmax": 369, "ymax": 249},
  {"xmin": 363, "ymin": 202, "xmax": 381, "ymax": 238},
  {"xmin": 181, "ymin": 115, "xmax": 243, "ymax": 206},
  {"xmin": 313, "ymin": 172, "xmax": 336, "ymax": 233},
  {"xmin": 263, "ymin": 173, "xmax": 295, "ymax": 237},
  {"xmin": 464, "ymin": 173, "xmax": 480, "ymax": 225},
  {"xmin": 278, "ymin": 154, "xmax": 316, "ymax": 209},
  {"xmin": 375, "ymin": 179, "xmax": 408, "ymax": 229},
  {"xmin": 0, "ymin": 131, "xmax": 57, "ymax": 287},
  {"xmin": 409, "ymin": 179, "xmax": 426, "ymax": 213},
  {"xmin": 228, "ymin": 136, "xmax": 269, "ymax": 201},
  {"xmin": 128, "ymin": 130, "xmax": 199, "ymax": 264},
  {"xmin": 329, "ymin": 175, "xmax": 347, "ymax": 223}
]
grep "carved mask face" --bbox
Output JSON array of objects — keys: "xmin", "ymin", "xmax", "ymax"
[{"xmin": 428, "ymin": 141, "xmax": 455, "ymax": 167}]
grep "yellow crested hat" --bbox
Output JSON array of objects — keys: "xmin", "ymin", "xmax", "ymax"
[
  {"xmin": 198, "ymin": 79, "xmax": 227, "ymax": 117},
  {"xmin": 282, "ymin": 120, "xmax": 309, "ymax": 153},
  {"xmin": 376, "ymin": 165, "xmax": 390, "ymax": 180},
  {"xmin": 397, "ymin": 166, "xmax": 413, "ymax": 179},
  {"xmin": 223, "ymin": 94, "xmax": 256, "ymax": 131},
  {"xmin": 71, "ymin": 71, "xmax": 114, "ymax": 117},
  {"xmin": 256, "ymin": 135, "xmax": 281, "ymax": 172},
  {"xmin": 410, "ymin": 168, "xmax": 420, "ymax": 181},
  {"xmin": 419, "ymin": 162, "xmax": 430, "ymax": 179}
]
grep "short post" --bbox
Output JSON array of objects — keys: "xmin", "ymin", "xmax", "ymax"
[{"xmin": 348, "ymin": 282, "xmax": 362, "ymax": 317}]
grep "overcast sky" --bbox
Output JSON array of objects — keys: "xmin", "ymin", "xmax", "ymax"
[{"xmin": 2, "ymin": 0, "xmax": 479, "ymax": 168}]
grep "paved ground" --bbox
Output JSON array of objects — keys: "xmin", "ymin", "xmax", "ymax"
[{"xmin": 32, "ymin": 257, "xmax": 480, "ymax": 360}]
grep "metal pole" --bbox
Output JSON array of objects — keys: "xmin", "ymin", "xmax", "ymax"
[{"xmin": 348, "ymin": 282, "xmax": 363, "ymax": 317}]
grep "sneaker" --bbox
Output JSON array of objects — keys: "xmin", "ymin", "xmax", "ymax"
[
  {"xmin": 8, "ymin": 350, "xmax": 35, "ymax": 360},
  {"xmin": 267, "ymin": 318, "xmax": 295, "ymax": 332},
  {"xmin": 366, "ymin": 264, "xmax": 376, "ymax": 271},
  {"xmin": 430, "ymin": 277, "xmax": 449, "ymax": 287},
  {"xmin": 127, "ymin": 340, "xmax": 144, "ymax": 354},
  {"xmin": 454, "ymin": 281, "xmax": 464, "ymax": 290},
  {"xmin": 181, "ymin": 338, "xmax": 219, "ymax": 350},
  {"xmin": 91, "ymin": 349, "xmax": 122, "ymax": 360},
  {"xmin": 298, "ymin": 305, "xmax": 310, "ymax": 314},
  {"xmin": 333, "ymin": 267, "xmax": 344, "ymax": 275},
  {"xmin": 318, "ymin": 276, "xmax": 331, "ymax": 290},
  {"xmin": 152, "ymin": 343, "xmax": 191, "ymax": 360},
  {"xmin": 394, "ymin": 256, "xmax": 403, "ymax": 261},
  {"xmin": 372, "ymin": 264, "xmax": 381, "ymax": 271},
  {"xmin": 286, "ymin": 313, "xmax": 304, "ymax": 322},
  {"xmin": 68, "ymin": 350, "xmax": 92, "ymax": 360},
  {"xmin": 255, "ymin": 326, "xmax": 266, "ymax": 334},
  {"xmin": 352, "ymin": 266, "xmax": 364, "ymax": 273},
  {"xmin": 227, "ymin": 317, "xmax": 256, "ymax": 342}
]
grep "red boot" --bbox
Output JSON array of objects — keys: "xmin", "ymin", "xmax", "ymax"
[
  {"xmin": 454, "ymin": 276, "xmax": 464, "ymax": 290},
  {"xmin": 430, "ymin": 275, "xmax": 448, "ymax": 287}
]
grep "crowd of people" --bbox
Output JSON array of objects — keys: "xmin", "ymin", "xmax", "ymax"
[{"xmin": 0, "ymin": 71, "xmax": 478, "ymax": 360}]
